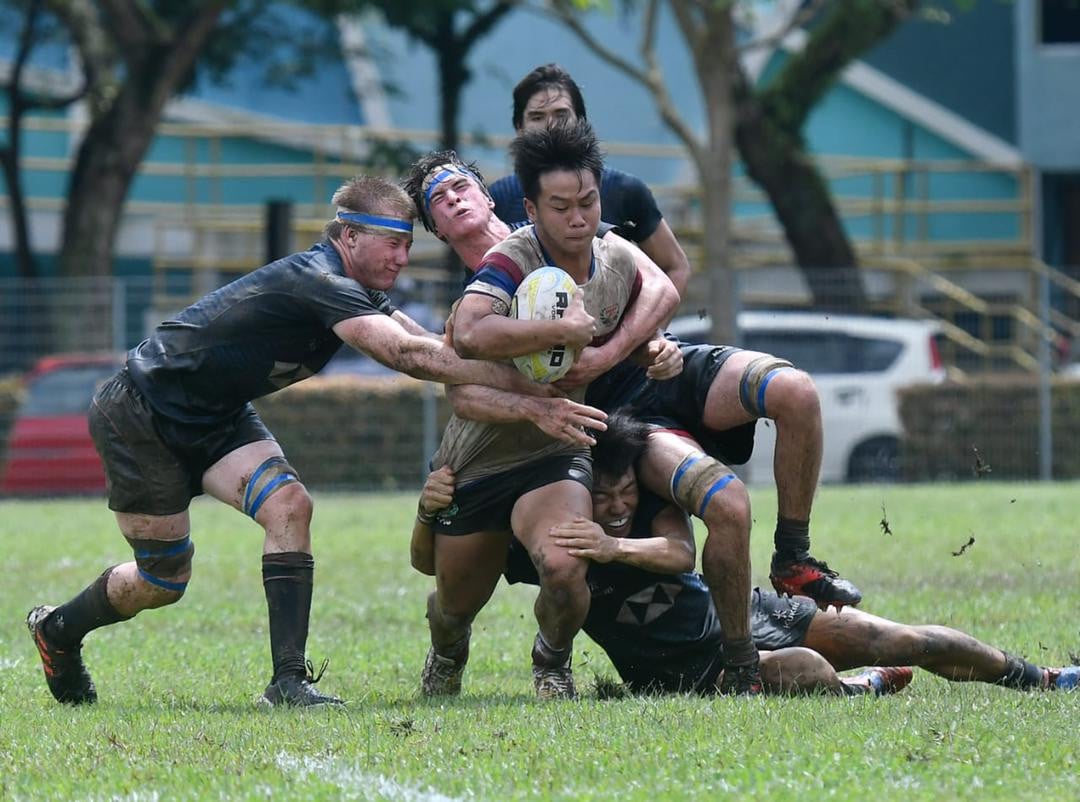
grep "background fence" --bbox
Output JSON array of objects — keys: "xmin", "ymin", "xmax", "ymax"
[{"xmin": 1, "ymin": 263, "xmax": 1077, "ymax": 499}]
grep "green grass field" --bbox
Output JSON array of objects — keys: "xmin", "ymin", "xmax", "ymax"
[{"xmin": 2, "ymin": 482, "xmax": 1078, "ymax": 801}]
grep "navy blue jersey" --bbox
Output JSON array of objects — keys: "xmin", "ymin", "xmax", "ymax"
[
  {"xmin": 505, "ymin": 490, "xmax": 723, "ymax": 693},
  {"xmin": 490, "ymin": 167, "xmax": 663, "ymax": 244},
  {"xmin": 127, "ymin": 241, "xmax": 395, "ymax": 424}
]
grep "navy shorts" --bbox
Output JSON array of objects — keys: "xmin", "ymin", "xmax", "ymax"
[
  {"xmin": 586, "ymin": 342, "xmax": 757, "ymax": 466},
  {"xmin": 88, "ymin": 369, "xmax": 273, "ymax": 515},
  {"xmin": 432, "ymin": 453, "xmax": 592, "ymax": 536}
]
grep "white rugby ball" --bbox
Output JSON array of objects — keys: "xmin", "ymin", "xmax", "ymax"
[{"xmin": 510, "ymin": 266, "xmax": 579, "ymax": 383}]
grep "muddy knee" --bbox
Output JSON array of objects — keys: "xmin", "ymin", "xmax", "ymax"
[{"xmin": 125, "ymin": 533, "xmax": 194, "ymax": 606}]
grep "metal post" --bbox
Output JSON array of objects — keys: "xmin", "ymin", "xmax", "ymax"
[
  {"xmin": 1035, "ymin": 169, "xmax": 1053, "ymax": 480},
  {"xmin": 112, "ymin": 278, "xmax": 127, "ymax": 354}
]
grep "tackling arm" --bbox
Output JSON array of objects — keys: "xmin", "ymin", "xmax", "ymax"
[
  {"xmin": 446, "ymin": 384, "xmax": 607, "ymax": 447},
  {"xmin": 549, "ymin": 504, "xmax": 695, "ymax": 574},
  {"xmin": 333, "ymin": 313, "xmax": 537, "ymax": 393}
]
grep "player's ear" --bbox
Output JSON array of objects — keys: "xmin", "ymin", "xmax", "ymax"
[{"xmin": 523, "ymin": 197, "xmax": 537, "ymax": 222}]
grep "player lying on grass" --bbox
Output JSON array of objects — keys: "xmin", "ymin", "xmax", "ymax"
[
  {"xmin": 414, "ymin": 411, "xmax": 1080, "ymax": 696},
  {"xmin": 412, "ymin": 120, "xmax": 680, "ymax": 700},
  {"xmin": 404, "ymin": 148, "xmax": 859, "ymax": 695}
]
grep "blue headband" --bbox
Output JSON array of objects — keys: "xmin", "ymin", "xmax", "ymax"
[
  {"xmin": 422, "ymin": 165, "xmax": 480, "ymax": 214},
  {"xmin": 337, "ymin": 211, "xmax": 413, "ymax": 233}
]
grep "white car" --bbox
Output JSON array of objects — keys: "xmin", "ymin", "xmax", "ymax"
[{"xmin": 667, "ymin": 311, "xmax": 946, "ymax": 484}]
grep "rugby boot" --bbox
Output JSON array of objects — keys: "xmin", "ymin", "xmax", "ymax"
[
  {"xmin": 532, "ymin": 634, "xmax": 577, "ymax": 700},
  {"xmin": 26, "ymin": 605, "xmax": 97, "ymax": 705},
  {"xmin": 259, "ymin": 658, "xmax": 343, "ymax": 709},
  {"xmin": 421, "ymin": 632, "xmax": 470, "ymax": 697},
  {"xmin": 770, "ymin": 552, "xmax": 863, "ymax": 609},
  {"xmin": 719, "ymin": 657, "xmax": 764, "ymax": 696},
  {"xmin": 841, "ymin": 666, "xmax": 914, "ymax": 696},
  {"xmin": 1044, "ymin": 666, "xmax": 1080, "ymax": 691}
]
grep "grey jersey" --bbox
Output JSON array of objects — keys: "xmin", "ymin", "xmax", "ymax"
[{"xmin": 433, "ymin": 226, "xmax": 641, "ymax": 483}]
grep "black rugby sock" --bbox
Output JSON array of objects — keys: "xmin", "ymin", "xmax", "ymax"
[
  {"xmin": 46, "ymin": 567, "xmax": 131, "ymax": 649},
  {"xmin": 263, "ymin": 551, "xmax": 315, "ymax": 683},
  {"xmin": 773, "ymin": 517, "xmax": 810, "ymax": 561},
  {"xmin": 721, "ymin": 635, "xmax": 758, "ymax": 668},
  {"xmin": 994, "ymin": 651, "xmax": 1046, "ymax": 690}
]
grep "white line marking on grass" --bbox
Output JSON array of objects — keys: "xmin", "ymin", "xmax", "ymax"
[
  {"xmin": 0, "ymin": 657, "xmax": 21, "ymax": 670},
  {"xmin": 276, "ymin": 753, "xmax": 471, "ymax": 802}
]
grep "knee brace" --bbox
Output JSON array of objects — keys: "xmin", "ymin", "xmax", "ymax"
[
  {"xmin": 126, "ymin": 534, "xmax": 194, "ymax": 593},
  {"xmin": 669, "ymin": 451, "xmax": 737, "ymax": 519},
  {"xmin": 242, "ymin": 456, "xmax": 300, "ymax": 519},
  {"xmin": 738, "ymin": 356, "xmax": 795, "ymax": 418}
]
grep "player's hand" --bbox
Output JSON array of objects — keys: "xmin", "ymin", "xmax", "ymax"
[
  {"xmin": 531, "ymin": 398, "xmax": 607, "ymax": 446},
  {"xmin": 419, "ymin": 466, "xmax": 455, "ymax": 516},
  {"xmin": 550, "ymin": 516, "xmax": 619, "ymax": 562},
  {"xmin": 553, "ymin": 345, "xmax": 608, "ymax": 389},
  {"xmin": 560, "ymin": 289, "xmax": 597, "ymax": 351},
  {"xmin": 639, "ymin": 337, "xmax": 683, "ymax": 380}
]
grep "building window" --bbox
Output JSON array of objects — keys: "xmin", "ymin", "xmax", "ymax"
[{"xmin": 1041, "ymin": 0, "xmax": 1080, "ymax": 44}]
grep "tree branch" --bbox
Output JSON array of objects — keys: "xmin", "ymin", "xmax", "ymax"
[
  {"xmin": 45, "ymin": 0, "xmax": 118, "ymax": 116},
  {"xmin": 461, "ymin": 1, "xmax": 515, "ymax": 50},
  {"xmin": 96, "ymin": 0, "xmax": 163, "ymax": 50},
  {"xmin": 759, "ymin": 0, "xmax": 919, "ymax": 131},
  {"xmin": 735, "ymin": 0, "xmax": 831, "ymax": 55}
]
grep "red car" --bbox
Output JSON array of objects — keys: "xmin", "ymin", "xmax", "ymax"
[{"xmin": 0, "ymin": 354, "xmax": 121, "ymax": 496}]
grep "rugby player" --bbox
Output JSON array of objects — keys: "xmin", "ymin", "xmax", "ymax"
[
  {"xmin": 490, "ymin": 63, "xmax": 691, "ymax": 300},
  {"xmin": 417, "ymin": 412, "xmax": 1080, "ymax": 697},
  {"xmin": 414, "ymin": 120, "xmax": 680, "ymax": 700},
  {"xmin": 404, "ymin": 149, "xmax": 853, "ymax": 694},
  {"xmin": 26, "ymin": 175, "xmax": 575, "ymax": 709},
  {"xmin": 487, "ymin": 64, "xmax": 861, "ymax": 613}
]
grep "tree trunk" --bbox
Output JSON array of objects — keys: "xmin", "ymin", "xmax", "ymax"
[
  {"xmin": 735, "ymin": 90, "xmax": 867, "ymax": 311},
  {"xmin": 700, "ymin": 8, "xmax": 738, "ymax": 347},
  {"xmin": 1, "ymin": 120, "xmax": 38, "ymax": 279},
  {"xmin": 436, "ymin": 15, "xmax": 467, "ymax": 151}
]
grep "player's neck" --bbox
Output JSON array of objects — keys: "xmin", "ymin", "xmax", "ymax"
[
  {"xmin": 455, "ymin": 218, "xmax": 512, "ymax": 270},
  {"xmin": 535, "ymin": 229, "xmax": 591, "ymax": 281}
]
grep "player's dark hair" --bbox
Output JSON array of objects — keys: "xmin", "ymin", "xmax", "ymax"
[
  {"xmin": 512, "ymin": 63, "xmax": 588, "ymax": 130},
  {"xmin": 511, "ymin": 119, "xmax": 603, "ymax": 203},
  {"xmin": 591, "ymin": 409, "xmax": 650, "ymax": 484},
  {"xmin": 403, "ymin": 149, "xmax": 490, "ymax": 234},
  {"xmin": 324, "ymin": 174, "xmax": 414, "ymax": 241}
]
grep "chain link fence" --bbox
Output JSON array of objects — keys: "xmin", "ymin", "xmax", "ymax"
[{"xmin": 0, "ymin": 262, "xmax": 1077, "ymax": 499}]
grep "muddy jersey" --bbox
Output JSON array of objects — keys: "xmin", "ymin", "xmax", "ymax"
[
  {"xmin": 127, "ymin": 241, "xmax": 395, "ymax": 424},
  {"xmin": 432, "ymin": 226, "xmax": 641, "ymax": 483},
  {"xmin": 491, "ymin": 168, "xmax": 663, "ymax": 244}
]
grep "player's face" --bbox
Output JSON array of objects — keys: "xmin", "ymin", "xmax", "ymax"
[
  {"xmin": 426, "ymin": 172, "xmax": 494, "ymax": 242},
  {"xmin": 592, "ymin": 468, "xmax": 639, "ymax": 539},
  {"xmin": 520, "ymin": 88, "xmax": 578, "ymax": 131},
  {"xmin": 341, "ymin": 225, "xmax": 412, "ymax": 291},
  {"xmin": 527, "ymin": 168, "xmax": 600, "ymax": 257}
]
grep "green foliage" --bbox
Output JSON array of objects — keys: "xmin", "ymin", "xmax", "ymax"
[{"xmin": 2, "ymin": 482, "xmax": 1079, "ymax": 799}]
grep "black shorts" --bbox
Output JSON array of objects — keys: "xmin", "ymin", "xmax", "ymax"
[
  {"xmin": 633, "ymin": 343, "xmax": 757, "ymax": 466},
  {"xmin": 750, "ymin": 588, "xmax": 817, "ymax": 651},
  {"xmin": 88, "ymin": 369, "xmax": 274, "ymax": 515},
  {"xmin": 432, "ymin": 453, "xmax": 592, "ymax": 536},
  {"xmin": 586, "ymin": 342, "xmax": 757, "ymax": 466},
  {"xmin": 667, "ymin": 588, "xmax": 818, "ymax": 695}
]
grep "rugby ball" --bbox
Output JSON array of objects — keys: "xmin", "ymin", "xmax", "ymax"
[{"xmin": 510, "ymin": 266, "xmax": 579, "ymax": 383}]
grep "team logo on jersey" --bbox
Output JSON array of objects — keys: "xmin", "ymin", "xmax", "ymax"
[
  {"xmin": 268, "ymin": 361, "xmax": 315, "ymax": 389},
  {"xmin": 615, "ymin": 582, "xmax": 683, "ymax": 626},
  {"xmin": 598, "ymin": 303, "xmax": 620, "ymax": 327}
]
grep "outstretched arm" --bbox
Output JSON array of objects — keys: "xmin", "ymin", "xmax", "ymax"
[
  {"xmin": 447, "ymin": 384, "xmax": 607, "ymax": 447},
  {"xmin": 334, "ymin": 313, "xmax": 537, "ymax": 393}
]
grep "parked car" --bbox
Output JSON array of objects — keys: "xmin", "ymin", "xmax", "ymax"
[
  {"xmin": 0, "ymin": 354, "xmax": 122, "ymax": 496},
  {"xmin": 667, "ymin": 311, "xmax": 946, "ymax": 483}
]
